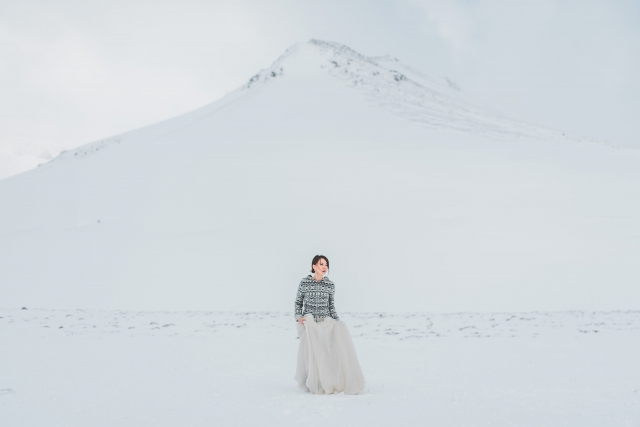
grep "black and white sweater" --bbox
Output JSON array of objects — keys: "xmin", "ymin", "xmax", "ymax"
[{"xmin": 294, "ymin": 275, "xmax": 339, "ymax": 322}]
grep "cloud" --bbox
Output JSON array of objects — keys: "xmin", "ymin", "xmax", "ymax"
[
  {"xmin": 407, "ymin": 0, "xmax": 640, "ymax": 145},
  {"xmin": 412, "ymin": 0, "xmax": 472, "ymax": 52}
]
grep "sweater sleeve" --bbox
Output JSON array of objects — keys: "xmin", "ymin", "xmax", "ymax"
[
  {"xmin": 328, "ymin": 285, "xmax": 339, "ymax": 320},
  {"xmin": 294, "ymin": 280, "xmax": 304, "ymax": 320}
]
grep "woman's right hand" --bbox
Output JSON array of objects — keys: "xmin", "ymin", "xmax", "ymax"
[{"xmin": 297, "ymin": 317, "xmax": 306, "ymax": 324}]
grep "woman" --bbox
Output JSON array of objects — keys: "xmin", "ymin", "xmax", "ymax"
[{"xmin": 294, "ymin": 255, "xmax": 365, "ymax": 395}]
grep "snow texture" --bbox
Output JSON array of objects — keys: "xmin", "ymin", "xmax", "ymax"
[{"xmin": 1, "ymin": 308, "xmax": 639, "ymax": 426}]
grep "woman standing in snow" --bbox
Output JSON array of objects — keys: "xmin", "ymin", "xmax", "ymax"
[{"xmin": 294, "ymin": 255, "xmax": 365, "ymax": 395}]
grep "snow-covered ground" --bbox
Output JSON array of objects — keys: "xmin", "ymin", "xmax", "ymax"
[{"xmin": 1, "ymin": 308, "xmax": 639, "ymax": 426}]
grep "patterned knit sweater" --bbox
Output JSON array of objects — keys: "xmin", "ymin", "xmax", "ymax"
[{"xmin": 294, "ymin": 275, "xmax": 339, "ymax": 322}]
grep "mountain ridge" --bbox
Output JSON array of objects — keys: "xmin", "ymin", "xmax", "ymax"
[{"xmin": 31, "ymin": 39, "xmax": 621, "ymax": 174}]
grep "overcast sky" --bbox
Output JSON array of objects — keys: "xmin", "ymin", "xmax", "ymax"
[{"xmin": 1, "ymin": 0, "xmax": 639, "ymax": 176}]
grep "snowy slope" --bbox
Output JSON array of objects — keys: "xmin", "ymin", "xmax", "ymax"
[{"xmin": 1, "ymin": 40, "xmax": 639, "ymax": 312}]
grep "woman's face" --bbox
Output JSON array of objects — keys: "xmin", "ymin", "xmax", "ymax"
[{"xmin": 313, "ymin": 258, "xmax": 328, "ymax": 276}]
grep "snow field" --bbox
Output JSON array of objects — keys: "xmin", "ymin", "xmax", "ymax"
[{"xmin": 1, "ymin": 309, "xmax": 639, "ymax": 426}]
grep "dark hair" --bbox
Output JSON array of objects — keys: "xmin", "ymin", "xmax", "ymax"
[{"xmin": 311, "ymin": 255, "xmax": 330, "ymax": 273}]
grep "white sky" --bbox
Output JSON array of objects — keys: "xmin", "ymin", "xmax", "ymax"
[{"xmin": 1, "ymin": 0, "xmax": 639, "ymax": 175}]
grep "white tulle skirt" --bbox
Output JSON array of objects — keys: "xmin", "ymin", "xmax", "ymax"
[{"xmin": 294, "ymin": 314, "xmax": 365, "ymax": 395}]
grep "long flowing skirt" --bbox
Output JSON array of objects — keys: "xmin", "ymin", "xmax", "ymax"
[{"xmin": 294, "ymin": 314, "xmax": 365, "ymax": 395}]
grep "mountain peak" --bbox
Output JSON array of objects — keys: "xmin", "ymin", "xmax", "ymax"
[
  {"xmin": 241, "ymin": 39, "xmax": 568, "ymax": 141},
  {"xmin": 42, "ymin": 39, "xmax": 604, "ymax": 170}
]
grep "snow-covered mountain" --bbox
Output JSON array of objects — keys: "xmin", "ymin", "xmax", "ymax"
[{"xmin": 1, "ymin": 39, "xmax": 639, "ymax": 313}]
